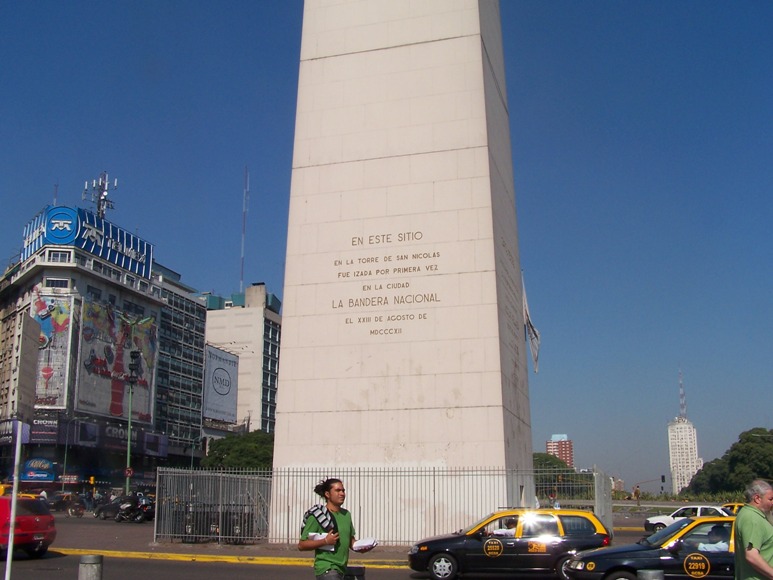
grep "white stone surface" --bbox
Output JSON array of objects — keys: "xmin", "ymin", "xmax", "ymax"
[{"xmin": 274, "ymin": 0, "xmax": 531, "ymax": 471}]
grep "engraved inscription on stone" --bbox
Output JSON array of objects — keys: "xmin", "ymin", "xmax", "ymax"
[{"xmin": 330, "ymin": 229, "xmax": 441, "ymax": 336}]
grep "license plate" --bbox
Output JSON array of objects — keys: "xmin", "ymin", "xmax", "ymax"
[{"xmin": 33, "ymin": 534, "xmax": 45, "ymax": 541}]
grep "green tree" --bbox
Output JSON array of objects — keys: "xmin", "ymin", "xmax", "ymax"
[
  {"xmin": 533, "ymin": 452, "xmax": 569, "ymax": 470},
  {"xmin": 687, "ymin": 456, "xmax": 729, "ymax": 494},
  {"xmin": 686, "ymin": 427, "xmax": 773, "ymax": 494},
  {"xmin": 201, "ymin": 430, "xmax": 274, "ymax": 469},
  {"xmin": 533, "ymin": 453, "xmax": 577, "ymax": 501}
]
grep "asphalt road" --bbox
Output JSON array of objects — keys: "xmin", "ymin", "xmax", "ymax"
[{"xmin": 2, "ymin": 512, "xmax": 649, "ymax": 579}]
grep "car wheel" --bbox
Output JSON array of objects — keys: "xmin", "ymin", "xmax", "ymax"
[
  {"xmin": 429, "ymin": 553, "xmax": 458, "ymax": 580},
  {"xmin": 555, "ymin": 555, "xmax": 572, "ymax": 580},
  {"xmin": 604, "ymin": 571, "xmax": 637, "ymax": 580},
  {"xmin": 653, "ymin": 523, "xmax": 666, "ymax": 532}
]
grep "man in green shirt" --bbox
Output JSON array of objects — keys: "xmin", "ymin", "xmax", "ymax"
[
  {"xmin": 299, "ymin": 478, "xmax": 371, "ymax": 579},
  {"xmin": 734, "ymin": 479, "xmax": 773, "ymax": 580}
]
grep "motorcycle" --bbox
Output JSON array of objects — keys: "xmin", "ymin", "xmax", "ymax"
[
  {"xmin": 66, "ymin": 500, "xmax": 85, "ymax": 518},
  {"xmin": 114, "ymin": 497, "xmax": 146, "ymax": 523}
]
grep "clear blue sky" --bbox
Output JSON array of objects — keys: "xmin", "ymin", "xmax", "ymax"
[{"xmin": 2, "ymin": 1, "xmax": 771, "ymax": 493}]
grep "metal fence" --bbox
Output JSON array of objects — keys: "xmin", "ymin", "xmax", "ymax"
[
  {"xmin": 154, "ymin": 468, "xmax": 272, "ymax": 544},
  {"xmin": 154, "ymin": 467, "xmax": 611, "ymax": 546}
]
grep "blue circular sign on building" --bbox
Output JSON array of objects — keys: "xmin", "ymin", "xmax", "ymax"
[{"xmin": 45, "ymin": 207, "xmax": 79, "ymax": 245}]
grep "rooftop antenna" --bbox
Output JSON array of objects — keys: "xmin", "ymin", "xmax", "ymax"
[
  {"xmin": 53, "ymin": 181, "xmax": 59, "ymax": 205},
  {"xmin": 82, "ymin": 171, "xmax": 117, "ymax": 219},
  {"xmin": 678, "ymin": 369, "xmax": 687, "ymax": 419},
  {"xmin": 240, "ymin": 166, "xmax": 250, "ymax": 294}
]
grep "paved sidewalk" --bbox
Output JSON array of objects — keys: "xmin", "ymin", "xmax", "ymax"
[{"xmin": 53, "ymin": 518, "xmax": 408, "ymax": 568}]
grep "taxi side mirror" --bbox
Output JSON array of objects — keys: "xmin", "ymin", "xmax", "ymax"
[{"xmin": 666, "ymin": 539, "xmax": 683, "ymax": 555}]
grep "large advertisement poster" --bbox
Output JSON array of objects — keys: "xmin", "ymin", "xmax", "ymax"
[
  {"xmin": 75, "ymin": 299, "xmax": 157, "ymax": 424},
  {"xmin": 202, "ymin": 345, "xmax": 238, "ymax": 423},
  {"xmin": 32, "ymin": 285, "xmax": 74, "ymax": 408}
]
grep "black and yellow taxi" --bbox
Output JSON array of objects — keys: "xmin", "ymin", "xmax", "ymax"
[
  {"xmin": 408, "ymin": 508, "xmax": 611, "ymax": 580},
  {"xmin": 565, "ymin": 516, "xmax": 735, "ymax": 580},
  {"xmin": 721, "ymin": 502, "xmax": 743, "ymax": 515}
]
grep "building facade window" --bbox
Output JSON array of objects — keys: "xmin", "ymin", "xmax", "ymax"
[
  {"xmin": 124, "ymin": 300, "xmax": 145, "ymax": 317},
  {"xmin": 86, "ymin": 285, "xmax": 102, "ymax": 301},
  {"xmin": 45, "ymin": 278, "xmax": 69, "ymax": 288},
  {"xmin": 48, "ymin": 250, "xmax": 71, "ymax": 263}
]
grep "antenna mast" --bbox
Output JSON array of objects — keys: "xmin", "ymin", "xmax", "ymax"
[
  {"xmin": 678, "ymin": 369, "xmax": 687, "ymax": 419},
  {"xmin": 53, "ymin": 181, "xmax": 59, "ymax": 205},
  {"xmin": 240, "ymin": 166, "xmax": 250, "ymax": 294},
  {"xmin": 83, "ymin": 171, "xmax": 118, "ymax": 219}
]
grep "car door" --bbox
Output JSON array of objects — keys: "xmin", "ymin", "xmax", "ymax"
[
  {"xmin": 671, "ymin": 507, "xmax": 698, "ymax": 522},
  {"xmin": 661, "ymin": 521, "xmax": 734, "ymax": 580},
  {"xmin": 455, "ymin": 516, "xmax": 517, "ymax": 573},
  {"xmin": 511, "ymin": 513, "xmax": 562, "ymax": 573},
  {"xmin": 465, "ymin": 515, "xmax": 522, "ymax": 573}
]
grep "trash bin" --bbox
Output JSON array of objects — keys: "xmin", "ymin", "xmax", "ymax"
[{"xmin": 345, "ymin": 565, "xmax": 365, "ymax": 580}]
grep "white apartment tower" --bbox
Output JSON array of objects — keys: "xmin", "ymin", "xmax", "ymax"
[{"xmin": 667, "ymin": 374, "xmax": 703, "ymax": 494}]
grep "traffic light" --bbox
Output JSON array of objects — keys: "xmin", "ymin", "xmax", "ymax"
[{"xmin": 89, "ymin": 476, "xmax": 95, "ymax": 485}]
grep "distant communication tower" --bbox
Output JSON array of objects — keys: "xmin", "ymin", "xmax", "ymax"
[
  {"xmin": 678, "ymin": 369, "xmax": 687, "ymax": 419},
  {"xmin": 83, "ymin": 171, "xmax": 118, "ymax": 219},
  {"xmin": 240, "ymin": 166, "xmax": 250, "ymax": 294}
]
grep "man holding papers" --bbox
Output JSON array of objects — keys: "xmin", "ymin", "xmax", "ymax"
[{"xmin": 299, "ymin": 478, "xmax": 376, "ymax": 579}]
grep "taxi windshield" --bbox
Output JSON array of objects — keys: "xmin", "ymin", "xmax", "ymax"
[
  {"xmin": 641, "ymin": 518, "xmax": 694, "ymax": 546},
  {"xmin": 460, "ymin": 513, "xmax": 496, "ymax": 534}
]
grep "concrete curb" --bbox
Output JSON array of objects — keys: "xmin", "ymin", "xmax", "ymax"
[{"xmin": 56, "ymin": 547, "xmax": 409, "ymax": 569}]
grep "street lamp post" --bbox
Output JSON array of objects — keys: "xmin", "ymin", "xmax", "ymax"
[
  {"xmin": 60, "ymin": 415, "xmax": 76, "ymax": 492},
  {"xmin": 125, "ymin": 350, "xmax": 141, "ymax": 496},
  {"xmin": 190, "ymin": 437, "xmax": 199, "ymax": 470}
]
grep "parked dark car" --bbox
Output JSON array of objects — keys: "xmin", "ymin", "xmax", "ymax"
[
  {"xmin": 0, "ymin": 496, "xmax": 57, "ymax": 558},
  {"xmin": 409, "ymin": 508, "xmax": 612, "ymax": 580},
  {"xmin": 93, "ymin": 496, "xmax": 127, "ymax": 520},
  {"xmin": 48, "ymin": 491, "xmax": 83, "ymax": 512},
  {"xmin": 565, "ymin": 516, "xmax": 735, "ymax": 580}
]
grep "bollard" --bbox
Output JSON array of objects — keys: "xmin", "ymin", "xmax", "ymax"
[
  {"xmin": 78, "ymin": 554, "xmax": 103, "ymax": 580},
  {"xmin": 637, "ymin": 570, "xmax": 664, "ymax": 580},
  {"xmin": 344, "ymin": 565, "xmax": 365, "ymax": 580}
]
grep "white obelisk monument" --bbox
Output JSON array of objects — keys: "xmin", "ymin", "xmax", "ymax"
[{"xmin": 274, "ymin": 0, "xmax": 532, "ymax": 476}]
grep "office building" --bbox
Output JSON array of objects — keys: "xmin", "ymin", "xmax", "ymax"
[
  {"xmin": 201, "ymin": 283, "xmax": 282, "ymax": 434},
  {"xmin": 546, "ymin": 434, "xmax": 574, "ymax": 468},
  {"xmin": 0, "ymin": 193, "xmax": 233, "ymax": 487},
  {"xmin": 667, "ymin": 374, "xmax": 703, "ymax": 494},
  {"xmin": 667, "ymin": 417, "xmax": 702, "ymax": 494}
]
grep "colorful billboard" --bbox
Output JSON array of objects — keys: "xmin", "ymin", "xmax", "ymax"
[
  {"xmin": 202, "ymin": 345, "xmax": 238, "ymax": 423},
  {"xmin": 31, "ymin": 285, "xmax": 74, "ymax": 409},
  {"xmin": 75, "ymin": 299, "xmax": 157, "ymax": 424},
  {"xmin": 22, "ymin": 206, "xmax": 153, "ymax": 278}
]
